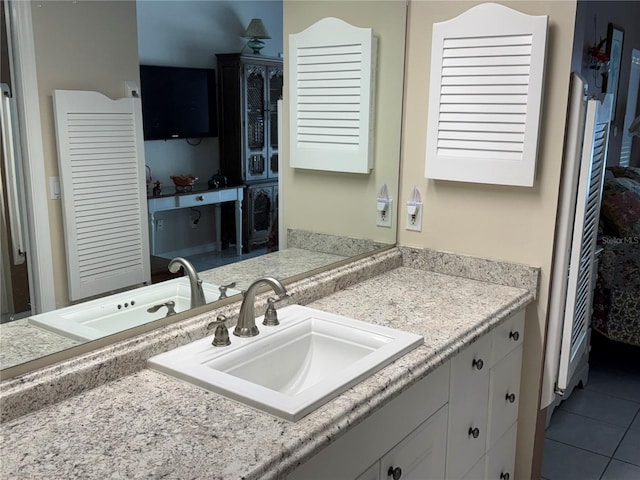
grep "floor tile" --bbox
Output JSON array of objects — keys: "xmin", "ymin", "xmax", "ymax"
[
  {"xmin": 558, "ymin": 388, "xmax": 640, "ymax": 427},
  {"xmin": 587, "ymin": 369, "xmax": 640, "ymax": 403},
  {"xmin": 614, "ymin": 429, "xmax": 640, "ymax": 466},
  {"xmin": 546, "ymin": 410, "xmax": 627, "ymax": 456},
  {"xmin": 601, "ymin": 460, "xmax": 640, "ymax": 480},
  {"xmin": 541, "ymin": 439, "xmax": 609, "ymax": 480}
]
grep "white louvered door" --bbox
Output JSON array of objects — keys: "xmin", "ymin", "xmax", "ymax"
[
  {"xmin": 289, "ymin": 17, "xmax": 376, "ymax": 173},
  {"xmin": 425, "ymin": 3, "xmax": 547, "ymax": 186},
  {"xmin": 557, "ymin": 94, "xmax": 612, "ymax": 392},
  {"xmin": 53, "ymin": 89, "xmax": 150, "ymax": 301}
]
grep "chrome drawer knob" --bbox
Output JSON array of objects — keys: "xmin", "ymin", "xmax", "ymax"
[
  {"xmin": 506, "ymin": 393, "xmax": 516, "ymax": 404},
  {"xmin": 196, "ymin": 195, "xmax": 204, "ymax": 201},
  {"xmin": 468, "ymin": 427, "xmax": 480, "ymax": 439},
  {"xmin": 472, "ymin": 358, "xmax": 484, "ymax": 370},
  {"xmin": 509, "ymin": 331, "xmax": 520, "ymax": 341},
  {"xmin": 387, "ymin": 466, "xmax": 402, "ymax": 480}
]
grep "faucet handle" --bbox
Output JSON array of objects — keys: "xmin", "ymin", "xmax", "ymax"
[
  {"xmin": 263, "ymin": 297, "xmax": 280, "ymax": 326},
  {"xmin": 208, "ymin": 315, "xmax": 231, "ymax": 347},
  {"xmin": 217, "ymin": 282, "xmax": 237, "ymax": 300},
  {"xmin": 147, "ymin": 300, "xmax": 176, "ymax": 317}
]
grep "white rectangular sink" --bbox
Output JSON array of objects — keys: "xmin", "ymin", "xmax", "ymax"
[
  {"xmin": 148, "ymin": 305, "xmax": 423, "ymax": 421},
  {"xmin": 28, "ymin": 278, "xmax": 240, "ymax": 341}
]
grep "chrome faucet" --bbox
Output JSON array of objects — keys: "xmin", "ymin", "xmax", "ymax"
[
  {"xmin": 168, "ymin": 257, "xmax": 206, "ymax": 309},
  {"xmin": 234, "ymin": 277, "xmax": 287, "ymax": 337}
]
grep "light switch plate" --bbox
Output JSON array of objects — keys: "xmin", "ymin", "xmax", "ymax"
[{"xmin": 49, "ymin": 176, "xmax": 61, "ymax": 200}]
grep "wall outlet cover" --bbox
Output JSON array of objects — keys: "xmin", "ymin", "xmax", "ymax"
[
  {"xmin": 376, "ymin": 199, "xmax": 392, "ymax": 228},
  {"xmin": 406, "ymin": 202, "xmax": 423, "ymax": 232}
]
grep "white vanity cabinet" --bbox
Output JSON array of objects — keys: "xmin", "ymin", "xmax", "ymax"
[
  {"xmin": 288, "ymin": 363, "xmax": 450, "ymax": 480},
  {"xmin": 374, "ymin": 405, "xmax": 448, "ymax": 480},
  {"xmin": 451, "ymin": 309, "xmax": 525, "ymax": 480},
  {"xmin": 287, "ymin": 309, "xmax": 525, "ymax": 480}
]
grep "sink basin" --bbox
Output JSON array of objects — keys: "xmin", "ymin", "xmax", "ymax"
[
  {"xmin": 148, "ymin": 305, "xmax": 423, "ymax": 421},
  {"xmin": 28, "ymin": 278, "xmax": 240, "ymax": 341}
]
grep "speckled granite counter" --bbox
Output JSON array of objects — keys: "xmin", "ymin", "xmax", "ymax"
[
  {"xmin": 0, "ymin": 263, "xmax": 534, "ymax": 480},
  {"xmin": 0, "ymin": 319, "xmax": 80, "ymax": 370},
  {"xmin": 199, "ymin": 247, "xmax": 347, "ymax": 290}
]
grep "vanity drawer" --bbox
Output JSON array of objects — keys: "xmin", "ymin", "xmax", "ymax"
[
  {"xmin": 486, "ymin": 422, "xmax": 517, "ymax": 480},
  {"xmin": 176, "ymin": 189, "xmax": 239, "ymax": 208},
  {"xmin": 447, "ymin": 337, "xmax": 491, "ymax": 480},
  {"xmin": 447, "ymin": 384, "xmax": 490, "ymax": 480},
  {"xmin": 462, "ymin": 455, "xmax": 486, "ymax": 480},
  {"xmin": 450, "ymin": 333, "xmax": 491, "ymax": 400},
  {"xmin": 491, "ymin": 309, "xmax": 524, "ymax": 365},
  {"xmin": 488, "ymin": 346, "xmax": 523, "ymax": 447}
]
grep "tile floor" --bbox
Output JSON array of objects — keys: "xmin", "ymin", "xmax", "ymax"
[
  {"xmin": 542, "ymin": 333, "xmax": 640, "ymax": 479},
  {"xmin": 162, "ymin": 246, "xmax": 268, "ymax": 273}
]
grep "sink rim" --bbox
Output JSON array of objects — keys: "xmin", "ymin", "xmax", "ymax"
[{"xmin": 148, "ymin": 304, "xmax": 423, "ymax": 421}]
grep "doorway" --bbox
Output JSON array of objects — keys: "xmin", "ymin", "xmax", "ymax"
[{"xmin": 0, "ymin": 0, "xmax": 31, "ymax": 322}]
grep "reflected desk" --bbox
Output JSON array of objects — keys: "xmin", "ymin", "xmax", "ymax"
[{"xmin": 147, "ymin": 186, "xmax": 244, "ymax": 257}]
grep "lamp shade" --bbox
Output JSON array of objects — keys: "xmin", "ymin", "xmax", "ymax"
[{"xmin": 243, "ymin": 19, "xmax": 271, "ymax": 39}]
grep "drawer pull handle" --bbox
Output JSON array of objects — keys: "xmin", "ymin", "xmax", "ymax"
[
  {"xmin": 387, "ymin": 466, "xmax": 402, "ymax": 480},
  {"xmin": 500, "ymin": 473, "xmax": 510, "ymax": 480},
  {"xmin": 506, "ymin": 393, "xmax": 516, "ymax": 404},
  {"xmin": 196, "ymin": 196, "xmax": 204, "ymax": 201},
  {"xmin": 509, "ymin": 331, "xmax": 520, "ymax": 341},
  {"xmin": 468, "ymin": 427, "xmax": 480, "ymax": 439},
  {"xmin": 472, "ymin": 358, "xmax": 484, "ymax": 370}
]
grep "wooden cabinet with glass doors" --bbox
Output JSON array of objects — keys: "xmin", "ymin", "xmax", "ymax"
[{"xmin": 216, "ymin": 53, "xmax": 283, "ymax": 251}]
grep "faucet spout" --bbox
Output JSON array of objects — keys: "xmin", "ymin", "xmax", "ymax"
[
  {"xmin": 234, "ymin": 277, "xmax": 287, "ymax": 337},
  {"xmin": 168, "ymin": 257, "xmax": 206, "ymax": 309}
]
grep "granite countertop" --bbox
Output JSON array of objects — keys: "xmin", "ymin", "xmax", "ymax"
[
  {"xmin": 0, "ymin": 319, "xmax": 81, "ymax": 370},
  {"xmin": 199, "ymin": 247, "xmax": 348, "ymax": 291},
  {"xmin": 0, "ymin": 266, "xmax": 533, "ymax": 479}
]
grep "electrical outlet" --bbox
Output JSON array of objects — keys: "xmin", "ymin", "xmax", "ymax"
[
  {"xmin": 376, "ymin": 199, "xmax": 393, "ymax": 228},
  {"xmin": 406, "ymin": 202, "xmax": 423, "ymax": 232},
  {"xmin": 189, "ymin": 213, "xmax": 199, "ymax": 228},
  {"xmin": 156, "ymin": 219, "xmax": 164, "ymax": 232}
]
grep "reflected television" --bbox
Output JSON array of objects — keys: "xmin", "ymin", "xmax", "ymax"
[{"xmin": 139, "ymin": 65, "xmax": 218, "ymax": 141}]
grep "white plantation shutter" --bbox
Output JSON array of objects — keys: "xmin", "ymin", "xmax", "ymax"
[
  {"xmin": 53, "ymin": 89, "xmax": 150, "ymax": 301},
  {"xmin": 289, "ymin": 17, "xmax": 376, "ymax": 173},
  {"xmin": 556, "ymin": 94, "xmax": 613, "ymax": 393},
  {"xmin": 425, "ymin": 3, "xmax": 548, "ymax": 186}
]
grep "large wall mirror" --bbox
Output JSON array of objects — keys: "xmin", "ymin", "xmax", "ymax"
[{"xmin": 0, "ymin": 0, "xmax": 406, "ymax": 377}]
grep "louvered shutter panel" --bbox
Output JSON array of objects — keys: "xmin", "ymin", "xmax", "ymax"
[
  {"xmin": 425, "ymin": 3, "xmax": 548, "ymax": 186},
  {"xmin": 289, "ymin": 17, "xmax": 376, "ymax": 173},
  {"xmin": 557, "ymin": 94, "xmax": 613, "ymax": 392},
  {"xmin": 53, "ymin": 89, "xmax": 150, "ymax": 301}
]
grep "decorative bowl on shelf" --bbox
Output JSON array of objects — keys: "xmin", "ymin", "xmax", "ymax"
[
  {"xmin": 170, "ymin": 175, "xmax": 198, "ymax": 187},
  {"xmin": 170, "ymin": 175, "xmax": 198, "ymax": 192}
]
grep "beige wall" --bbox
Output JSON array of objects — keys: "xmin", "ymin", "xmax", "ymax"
[
  {"xmin": 282, "ymin": 0, "xmax": 406, "ymax": 245},
  {"xmin": 30, "ymin": 1, "xmax": 140, "ymax": 307},
  {"xmin": 398, "ymin": 1, "xmax": 577, "ymax": 477}
]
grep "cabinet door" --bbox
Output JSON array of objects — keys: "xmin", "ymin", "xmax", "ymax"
[
  {"xmin": 247, "ymin": 185, "xmax": 273, "ymax": 248},
  {"xmin": 267, "ymin": 65, "xmax": 283, "ymax": 179},
  {"xmin": 244, "ymin": 64, "xmax": 268, "ymax": 182},
  {"xmin": 380, "ymin": 405, "xmax": 448, "ymax": 480}
]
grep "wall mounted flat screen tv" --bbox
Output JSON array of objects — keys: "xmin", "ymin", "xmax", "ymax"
[{"xmin": 140, "ymin": 65, "xmax": 218, "ymax": 141}]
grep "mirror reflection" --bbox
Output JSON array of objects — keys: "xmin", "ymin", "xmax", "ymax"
[{"xmin": 0, "ymin": 0, "xmax": 405, "ymax": 374}]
